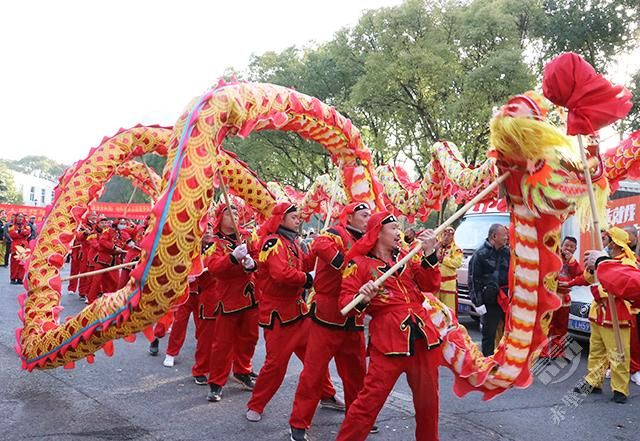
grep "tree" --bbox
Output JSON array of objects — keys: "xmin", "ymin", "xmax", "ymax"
[
  {"xmin": 0, "ymin": 162, "xmax": 23, "ymax": 204},
  {"xmin": 528, "ymin": 0, "xmax": 640, "ymax": 73},
  {"xmin": 622, "ymin": 69, "xmax": 640, "ymax": 133},
  {"xmin": 4, "ymin": 155, "xmax": 67, "ymax": 181}
]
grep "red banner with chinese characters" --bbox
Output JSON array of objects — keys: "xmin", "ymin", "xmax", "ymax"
[
  {"xmin": 0, "ymin": 202, "xmax": 151, "ymax": 221},
  {"xmin": 579, "ymin": 195, "xmax": 640, "ymax": 251}
]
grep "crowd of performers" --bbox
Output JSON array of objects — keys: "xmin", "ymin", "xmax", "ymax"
[
  {"xmin": 64, "ymin": 213, "xmax": 148, "ymax": 304},
  {"xmin": 1, "ymin": 210, "xmax": 39, "ymax": 284},
  {"xmin": 6, "ymin": 199, "xmax": 640, "ymax": 439}
]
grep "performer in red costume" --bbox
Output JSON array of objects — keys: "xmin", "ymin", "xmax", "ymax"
[
  {"xmin": 7, "ymin": 213, "xmax": 31, "ymax": 284},
  {"xmin": 288, "ymin": 202, "xmax": 371, "ymax": 440},
  {"xmin": 76, "ymin": 212, "xmax": 98, "ymax": 299},
  {"xmin": 87, "ymin": 216, "xmax": 125, "ymax": 304},
  {"xmin": 541, "ymin": 236, "xmax": 582, "ymax": 358},
  {"xmin": 118, "ymin": 218, "xmax": 146, "ymax": 289},
  {"xmin": 206, "ymin": 203, "xmax": 259, "ymax": 402},
  {"xmin": 336, "ymin": 211, "xmax": 441, "ymax": 441},
  {"xmin": 245, "ymin": 202, "xmax": 339, "ymax": 423},
  {"xmin": 157, "ymin": 222, "xmax": 217, "ymax": 386}
]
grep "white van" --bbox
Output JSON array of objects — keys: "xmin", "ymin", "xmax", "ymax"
[{"xmin": 454, "ymin": 205, "xmax": 587, "ymax": 339}]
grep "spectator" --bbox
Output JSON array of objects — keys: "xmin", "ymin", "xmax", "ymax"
[
  {"xmin": 403, "ymin": 228, "xmax": 416, "ymax": 246},
  {"xmin": 469, "ymin": 223, "xmax": 510, "ymax": 356},
  {"xmin": 28, "ymin": 215, "xmax": 37, "ymax": 241}
]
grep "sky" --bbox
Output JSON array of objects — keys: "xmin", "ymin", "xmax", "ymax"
[
  {"xmin": 0, "ymin": 0, "xmax": 403, "ymax": 164},
  {"xmin": 0, "ymin": 0, "xmax": 637, "ymax": 165}
]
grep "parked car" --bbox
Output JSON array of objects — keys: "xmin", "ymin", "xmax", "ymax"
[{"xmin": 568, "ymin": 285, "xmax": 592, "ymax": 340}]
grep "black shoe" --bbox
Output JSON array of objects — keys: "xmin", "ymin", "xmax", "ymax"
[
  {"xmin": 370, "ymin": 425, "xmax": 380, "ymax": 434},
  {"xmin": 193, "ymin": 375, "xmax": 208, "ymax": 385},
  {"xmin": 232, "ymin": 373, "xmax": 256, "ymax": 390},
  {"xmin": 248, "ymin": 371, "xmax": 258, "ymax": 379},
  {"xmin": 612, "ymin": 391, "xmax": 628, "ymax": 404},
  {"xmin": 148, "ymin": 338, "xmax": 159, "ymax": 356},
  {"xmin": 290, "ymin": 427, "xmax": 308, "ymax": 441},
  {"xmin": 573, "ymin": 381, "xmax": 602, "ymax": 394},
  {"xmin": 207, "ymin": 384, "xmax": 222, "ymax": 402}
]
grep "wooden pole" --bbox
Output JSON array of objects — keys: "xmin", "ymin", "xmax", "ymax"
[
  {"xmin": 217, "ymin": 170, "xmax": 241, "ymax": 240},
  {"xmin": 61, "ymin": 261, "xmax": 135, "ymax": 282},
  {"xmin": 341, "ymin": 172, "xmax": 509, "ymax": 316},
  {"xmin": 140, "ymin": 155, "xmax": 160, "ymax": 197},
  {"xmin": 122, "ymin": 186, "xmax": 138, "ymax": 218},
  {"xmin": 577, "ymin": 134, "xmax": 624, "ymax": 359}
]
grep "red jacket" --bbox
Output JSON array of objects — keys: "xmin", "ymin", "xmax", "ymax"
[
  {"xmin": 124, "ymin": 224, "xmax": 145, "ymax": 264},
  {"xmin": 256, "ymin": 232, "xmax": 313, "ymax": 328},
  {"xmin": 78, "ymin": 223, "xmax": 98, "ymax": 267},
  {"xmin": 8, "ymin": 223, "xmax": 31, "ymax": 253},
  {"xmin": 557, "ymin": 257, "xmax": 583, "ymax": 306},
  {"xmin": 94, "ymin": 228, "xmax": 120, "ymax": 267},
  {"xmin": 339, "ymin": 250, "xmax": 441, "ymax": 355},
  {"xmin": 206, "ymin": 231, "xmax": 257, "ymax": 314},
  {"xmin": 597, "ymin": 259, "xmax": 640, "ymax": 307},
  {"xmin": 309, "ymin": 225, "xmax": 364, "ymax": 329},
  {"xmin": 198, "ymin": 241, "xmax": 219, "ymax": 319}
]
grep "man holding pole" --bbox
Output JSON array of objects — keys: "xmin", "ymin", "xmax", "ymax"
[
  {"xmin": 288, "ymin": 202, "xmax": 371, "ymax": 441},
  {"xmin": 87, "ymin": 216, "xmax": 125, "ymax": 304},
  {"xmin": 336, "ymin": 211, "xmax": 441, "ymax": 441},
  {"xmin": 245, "ymin": 202, "xmax": 338, "ymax": 423},
  {"xmin": 206, "ymin": 203, "xmax": 260, "ymax": 401},
  {"xmin": 573, "ymin": 227, "xmax": 634, "ymax": 404}
]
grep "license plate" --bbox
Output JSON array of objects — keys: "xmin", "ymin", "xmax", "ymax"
[
  {"xmin": 458, "ymin": 303, "xmax": 472, "ymax": 314},
  {"xmin": 569, "ymin": 318, "xmax": 591, "ymax": 333}
]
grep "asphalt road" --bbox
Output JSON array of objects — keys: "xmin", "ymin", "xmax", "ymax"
[{"xmin": 0, "ymin": 264, "xmax": 638, "ymax": 441}]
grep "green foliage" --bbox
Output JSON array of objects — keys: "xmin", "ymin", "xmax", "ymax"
[
  {"xmin": 623, "ymin": 69, "xmax": 640, "ymax": 132},
  {"xmin": 0, "ymin": 162, "xmax": 22, "ymax": 204},
  {"xmin": 3, "ymin": 155, "xmax": 67, "ymax": 182},
  {"xmin": 99, "ymin": 154, "xmax": 166, "ymax": 203}
]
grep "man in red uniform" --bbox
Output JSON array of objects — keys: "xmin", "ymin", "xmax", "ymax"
[
  {"xmin": 87, "ymin": 216, "xmax": 125, "ymax": 304},
  {"xmin": 77, "ymin": 212, "xmax": 98, "ymax": 299},
  {"xmin": 337, "ymin": 211, "xmax": 441, "ymax": 441},
  {"xmin": 542, "ymin": 236, "xmax": 582, "ymax": 358},
  {"xmin": 118, "ymin": 218, "xmax": 146, "ymax": 289},
  {"xmin": 7, "ymin": 213, "xmax": 31, "ymax": 284},
  {"xmin": 288, "ymin": 202, "xmax": 371, "ymax": 440},
  {"xmin": 154, "ymin": 221, "xmax": 217, "ymax": 385},
  {"xmin": 245, "ymin": 202, "xmax": 338, "ymax": 423},
  {"xmin": 206, "ymin": 203, "xmax": 259, "ymax": 401}
]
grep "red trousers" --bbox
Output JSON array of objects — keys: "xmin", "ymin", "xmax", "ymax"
[
  {"xmin": 87, "ymin": 267, "xmax": 118, "ymax": 304},
  {"xmin": 208, "ymin": 307, "xmax": 259, "ymax": 386},
  {"xmin": 78, "ymin": 261, "xmax": 93, "ymax": 297},
  {"xmin": 247, "ymin": 318, "xmax": 337, "ymax": 414},
  {"xmin": 541, "ymin": 305, "xmax": 570, "ymax": 358},
  {"xmin": 290, "ymin": 322, "xmax": 366, "ymax": 429},
  {"xmin": 631, "ymin": 314, "xmax": 640, "ymax": 374},
  {"xmin": 68, "ymin": 252, "xmax": 82, "ymax": 292},
  {"xmin": 165, "ymin": 293, "xmax": 215, "ymax": 377},
  {"xmin": 337, "ymin": 343, "xmax": 441, "ymax": 441},
  {"xmin": 10, "ymin": 254, "xmax": 25, "ymax": 281}
]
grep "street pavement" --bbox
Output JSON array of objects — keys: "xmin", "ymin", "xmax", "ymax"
[{"xmin": 0, "ymin": 264, "xmax": 638, "ymax": 441}]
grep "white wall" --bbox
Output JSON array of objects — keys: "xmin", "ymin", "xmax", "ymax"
[{"xmin": 10, "ymin": 170, "xmax": 56, "ymax": 207}]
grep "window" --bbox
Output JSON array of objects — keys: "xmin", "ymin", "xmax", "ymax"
[
  {"xmin": 51, "ymin": 190, "xmax": 55, "ymax": 201},
  {"xmin": 41, "ymin": 188, "xmax": 46, "ymax": 203},
  {"xmin": 29, "ymin": 186, "xmax": 35, "ymax": 201}
]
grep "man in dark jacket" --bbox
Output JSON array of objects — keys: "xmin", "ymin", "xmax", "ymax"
[{"xmin": 469, "ymin": 224, "xmax": 510, "ymax": 356}]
